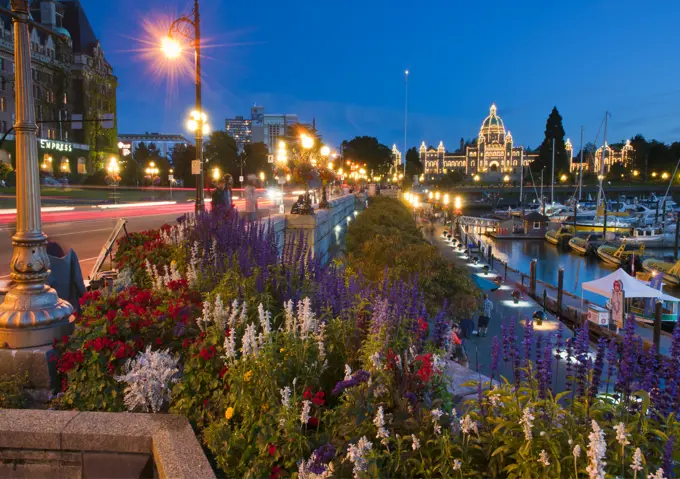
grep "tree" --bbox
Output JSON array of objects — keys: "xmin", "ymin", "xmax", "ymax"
[
  {"xmin": 205, "ymin": 131, "xmax": 239, "ymax": 179},
  {"xmin": 171, "ymin": 143, "xmax": 198, "ymax": 187},
  {"xmin": 340, "ymin": 136, "xmax": 392, "ymax": 176},
  {"xmin": 238, "ymin": 142, "xmax": 269, "ymax": 183},
  {"xmin": 120, "ymin": 156, "xmax": 140, "ymax": 186},
  {"xmin": 535, "ymin": 107, "xmax": 569, "ymax": 175},
  {"xmin": 405, "ymin": 147, "xmax": 421, "ymax": 177}
]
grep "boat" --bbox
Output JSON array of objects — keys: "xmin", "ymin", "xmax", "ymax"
[
  {"xmin": 596, "ymin": 242, "xmax": 645, "ymax": 267},
  {"xmin": 571, "ymin": 217, "xmax": 636, "ymax": 235},
  {"xmin": 545, "ymin": 225, "xmax": 575, "ymax": 245},
  {"xmin": 568, "ymin": 233, "xmax": 604, "ymax": 255},
  {"xmin": 641, "ymin": 258, "xmax": 680, "ymax": 286},
  {"xmin": 620, "ymin": 226, "xmax": 674, "ymax": 247}
]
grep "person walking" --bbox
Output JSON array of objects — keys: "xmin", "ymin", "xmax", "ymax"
[
  {"xmin": 244, "ymin": 178, "xmax": 258, "ymax": 222},
  {"xmin": 478, "ymin": 294, "xmax": 493, "ymax": 337},
  {"xmin": 211, "ymin": 177, "xmax": 227, "ymax": 211}
]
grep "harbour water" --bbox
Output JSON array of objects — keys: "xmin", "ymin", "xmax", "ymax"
[{"xmin": 478, "ymin": 237, "xmax": 677, "ymax": 305}]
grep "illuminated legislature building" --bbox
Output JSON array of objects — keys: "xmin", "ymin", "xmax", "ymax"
[
  {"xmin": 407, "ymin": 104, "xmax": 540, "ymax": 178},
  {"xmin": 569, "ymin": 140, "xmax": 633, "ymax": 174}
]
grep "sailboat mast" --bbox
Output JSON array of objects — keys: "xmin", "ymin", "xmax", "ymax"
[
  {"xmin": 520, "ymin": 150, "xmax": 524, "ymax": 212},
  {"xmin": 551, "ymin": 138, "xmax": 555, "ymax": 207},
  {"xmin": 579, "ymin": 126, "xmax": 584, "ymax": 202},
  {"xmin": 596, "ymin": 111, "xmax": 609, "ymax": 211}
]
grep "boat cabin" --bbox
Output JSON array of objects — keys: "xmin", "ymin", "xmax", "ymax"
[{"xmin": 522, "ymin": 212, "xmax": 549, "ymax": 237}]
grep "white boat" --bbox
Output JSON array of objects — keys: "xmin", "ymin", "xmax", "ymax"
[{"xmin": 620, "ymin": 225, "xmax": 675, "ymax": 246}]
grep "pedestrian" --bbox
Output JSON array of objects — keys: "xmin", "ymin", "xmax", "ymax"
[
  {"xmin": 290, "ymin": 195, "xmax": 305, "ymax": 214},
  {"xmin": 211, "ymin": 177, "xmax": 227, "ymax": 210},
  {"xmin": 478, "ymin": 293, "xmax": 493, "ymax": 337},
  {"xmin": 449, "ymin": 323, "xmax": 469, "ymax": 367},
  {"xmin": 244, "ymin": 177, "xmax": 258, "ymax": 222},
  {"xmin": 223, "ymin": 174, "xmax": 233, "ymax": 211}
]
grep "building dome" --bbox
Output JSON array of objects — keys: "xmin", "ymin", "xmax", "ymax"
[
  {"xmin": 479, "ymin": 103, "xmax": 506, "ymax": 144},
  {"xmin": 53, "ymin": 26, "xmax": 71, "ymax": 39}
]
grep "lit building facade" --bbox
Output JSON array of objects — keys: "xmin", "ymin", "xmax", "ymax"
[
  {"xmin": 569, "ymin": 140, "xmax": 633, "ymax": 174},
  {"xmin": 420, "ymin": 104, "xmax": 536, "ymax": 177},
  {"xmin": 225, "ymin": 115, "xmax": 251, "ymax": 152},
  {"xmin": 117, "ymin": 133, "xmax": 192, "ymax": 158}
]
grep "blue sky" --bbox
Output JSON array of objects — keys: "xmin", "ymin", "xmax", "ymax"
[{"xmin": 85, "ymin": 0, "xmax": 680, "ymax": 151}]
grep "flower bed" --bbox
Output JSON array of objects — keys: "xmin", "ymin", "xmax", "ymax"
[{"xmin": 50, "ymin": 209, "xmax": 680, "ymax": 478}]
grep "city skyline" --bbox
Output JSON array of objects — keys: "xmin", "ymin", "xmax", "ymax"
[{"xmin": 85, "ymin": 0, "xmax": 680, "ymax": 150}]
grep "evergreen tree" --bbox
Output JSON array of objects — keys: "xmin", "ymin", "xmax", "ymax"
[{"xmin": 535, "ymin": 107, "xmax": 568, "ymax": 175}]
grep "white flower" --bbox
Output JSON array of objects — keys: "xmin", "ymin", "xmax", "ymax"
[
  {"xmin": 344, "ymin": 364, "xmax": 353, "ymax": 380},
  {"xmin": 258, "ymin": 303, "xmax": 272, "ymax": 338},
  {"xmin": 631, "ymin": 447, "xmax": 643, "ymax": 472},
  {"xmin": 114, "ymin": 346, "xmax": 179, "ymax": 413},
  {"xmin": 284, "ymin": 299, "xmax": 295, "ymax": 333},
  {"xmin": 538, "ymin": 449, "xmax": 550, "ymax": 467},
  {"xmin": 431, "ymin": 408, "xmax": 444, "ymax": 435},
  {"xmin": 370, "ymin": 351, "xmax": 382, "ymax": 370},
  {"xmin": 300, "ymin": 400, "xmax": 311, "ymax": 425},
  {"xmin": 573, "ymin": 444, "xmax": 581, "ymax": 459},
  {"xmin": 648, "ymin": 468, "xmax": 667, "ymax": 479},
  {"xmin": 222, "ymin": 329, "xmax": 237, "ymax": 363},
  {"xmin": 540, "ymin": 431, "xmax": 546, "ymax": 437},
  {"xmin": 316, "ymin": 323, "xmax": 326, "ymax": 362},
  {"xmin": 432, "ymin": 354, "xmax": 445, "ymax": 374},
  {"xmin": 453, "ymin": 459, "xmax": 462, "ymax": 471},
  {"xmin": 227, "ymin": 300, "xmax": 239, "ymax": 329},
  {"xmin": 488, "ymin": 393, "xmax": 502, "ymax": 408},
  {"xmin": 346, "ymin": 436, "xmax": 372, "ymax": 479},
  {"xmin": 297, "ymin": 297, "xmax": 317, "ymax": 338},
  {"xmin": 460, "ymin": 414, "xmax": 478, "ymax": 436},
  {"xmin": 280, "ymin": 386, "xmax": 291, "ymax": 408},
  {"xmin": 373, "ymin": 406, "xmax": 389, "ymax": 442},
  {"xmin": 615, "ymin": 422, "xmax": 630, "ymax": 447},
  {"xmin": 519, "ymin": 407, "xmax": 534, "ymax": 442},
  {"xmin": 241, "ymin": 323, "xmax": 259, "ymax": 357},
  {"xmin": 411, "ymin": 434, "xmax": 420, "ymax": 451},
  {"xmin": 586, "ymin": 420, "xmax": 607, "ymax": 479},
  {"xmin": 213, "ymin": 294, "xmax": 227, "ymax": 330},
  {"xmin": 239, "ymin": 301, "xmax": 248, "ymax": 324}
]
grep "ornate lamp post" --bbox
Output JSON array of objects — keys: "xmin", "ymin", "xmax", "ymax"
[
  {"xmin": 0, "ymin": 0, "xmax": 73, "ymax": 348},
  {"xmin": 161, "ymin": 0, "xmax": 205, "ymax": 212},
  {"xmin": 319, "ymin": 145, "xmax": 331, "ymax": 208},
  {"xmin": 106, "ymin": 157, "xmax": 120, "ymax": 204}
]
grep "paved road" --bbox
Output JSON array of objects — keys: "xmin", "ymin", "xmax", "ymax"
[{"xmin": 0, "ymin": 196, "xmax": 292, "ymax": 279}]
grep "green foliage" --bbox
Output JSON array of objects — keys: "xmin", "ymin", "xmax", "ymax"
[
  {"xmin": 0, "ymin": 162, "xmax": 12, "ymax": 182},
  {"xmin": 171, "ymin": 143, "xmax": 198, "ymax": 187},
  {"xmin": 341, "ymin": 136, "xmax": 393, "ymax": 177},
  {"xmin": 345, "ymin": 197, "xmax": 481, "ymax": 315},
  {"xmin": 535, "ymin": 106, "xmax": 569, "ymax": 175},
  {"xmin": 0, "ymin": 372, "xmax": 27, "ymax": 408},
  {"xmin": 205, "ymin": 130, "xmax": 239, "ymax": 180}
]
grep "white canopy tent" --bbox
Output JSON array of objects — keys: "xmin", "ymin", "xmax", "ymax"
[{"xmin": 582, "ymin": 268, "xmax": 678, "ymax": 302}]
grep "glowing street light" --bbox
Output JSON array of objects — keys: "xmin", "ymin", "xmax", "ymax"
[
  {"xmin": 212, "ymin": 167, "xmax": 221, "ymax": 181},
  {"xmin": 454, "ymin": 196, "xmax": 462, "ymax": 210},
  {"xmin": 652, "ymin": 172, "xmax": 658, "ymax": 178},
  {"xmin": 259, "ymin": 171, "xmax": 265, "ymax": 182},
  {"xmin": 662, "ymin": 172, "xmax": 669, "ymax": 180},
  {"xmin": 435, "ymin": 191, "xmax": 440, "ymax": 200},
  {"xmin": 163, "ymin": 0, "xmax": 205, "ymax": 212},
  {"xmin": 301, "ymin": 134, "xmax": 315, "ymax": 150},
  {"xmin": 161, "ymin": 36, "xmax": 182, "ymax": 59},
  {"xmin": 320, "ymin": 145, "xmax": 331, "ymax": 157},
  {"xmin": 473, "ymin": 174, "xmax": 480, "ymax": 182},
  {"xmin": 632, "ymin": 170, "xmax": 639, "ymax": 177},
  {"xmin": 428, "ymin": 191, "xmax": 433, "ymax": 200},
  {"xmin": 443, "ymin": 193, "xmax": 450, "ymax": 205},
  {"xmin": 503, "ymin": 174, "xmax": 510, "ymax": 183},
  {"xmin": 560, "ymin": 174, "xmax": 568, "ymax": 183}
]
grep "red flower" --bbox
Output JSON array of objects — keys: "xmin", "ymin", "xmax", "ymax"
[
  {"xmin": 203, "ymin": 399, "xmax": 209, "ymax": 408},
  {"xmin": 415, "ymin": 354, "xmax": 434, "ymax": 384},
  {"xmin": 308, "ymin": 417, "xmax": 319, "ymax": 428},
  {"xmin": 108, "ymin": 324, "xmax": 118, "ymax": 336},
  {"xmin": 267, "ymin": 444, "xmax": 277, "ymax": 457},
  {"xmin": 303, "ymin": 386, "xmax": 313, "ymax": 400},
  {"xmin": 61, "ymin": 335, "xmax": 69, "ymax": 345},
  {"xmin": 106, "ymin": 310, "xmax": 117, "ymax": 322},
  {"xmin": 219, "ymin": 366, "xmax": 228, "ymax": 379},
  {"xmin": 156, "ymin": 337, "xmax": 163, "ymax": 345},
  {"xmin": 312, "ymin": 391, "xmax": 326, "ymax": 407},
  {"xmin": 269, "ymin": 465, "xmax": 283, "ymax": 479},
  {"xmin": 417, "ymin": 318, "xmax": 429, "ymax": 333}
]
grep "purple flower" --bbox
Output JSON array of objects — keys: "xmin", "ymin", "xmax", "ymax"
[
  {"xmin": 589, "ymin": 338, "xmax": 606, "ymax": 399},
  {"xmin": 663, "ymin": 435, "xmax": 675, "ymax": 477},
  {"xmin": 574, "ymin": 321, "xmax": 591, "ymax": 399},
  {"xmin": 490, "ymin": 336, "xmax": 501, "ymax": 381},
  {"xmin": 332, "ymin": 370, "xmax": 370, "ymax": 395},
  {"xmin": 403, "ymin": 391, "xmax": 418, "ymax": 407},
  {"xmin": 308, "ymin": 444, "xmax": 336, "ymax": 474}
]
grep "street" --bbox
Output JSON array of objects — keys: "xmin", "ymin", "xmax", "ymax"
[{"xmin": 0, "ymin": 195, "xmax": 295, "ymax": 279}]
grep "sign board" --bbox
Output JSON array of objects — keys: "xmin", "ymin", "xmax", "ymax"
[
  {"xmin": 611, "ymin": 280, "xmax": 625, "ymax": 328},
  {"xmin": 168, "ymin": 174, "xmax": 174, "ymax": 181},
  {"xmin": 239, "ymin": 175, "xmax": 244, "ymax": 183},
  {"xmin": 71, "ymin": 114, "xmax": 83, "ymax": 130},
  {"xmin": 39, "ymin": 139, "xmax": 72, "ymax": 152},
  {"xmin": 89, "ymin": 218, "xmax": 127, "ymax": 281},
  {"xmin": 117, "ymin": 141, "xmax": 132, "ymax": 157},
  {"xmin": 268, "ymin": 154, "xmax": 274, "ymax": 164},
  {"xmin": 191, "ymin": 160, "xmax": 201, "ymax": 175},
  {"xmin": 587, "ymin": 304, "xmax": 609, "ymax": 326}
]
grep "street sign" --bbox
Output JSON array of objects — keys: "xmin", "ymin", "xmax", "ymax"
[
  {"xmin": 611, "ymin": 280, "xmax": 624, "ymax": 329},
  {"xmin": 239, "ymin": 176, "xmax": 244, "ymax": 183},
  {"xmin": 168, "ymin": 174, "xmax": 174, "ymax": 181},
  {"xmin": 268, "ymin": 154, "xmax": 274, "ymax": 164},
  {"xmin": 191, "ymin": 160, "xmax": 201, "ymax": 175}
]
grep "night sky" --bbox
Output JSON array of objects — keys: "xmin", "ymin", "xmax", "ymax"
[{"xmin": 84, "ymin": 0, "xmax": 680, "ymax": 151}]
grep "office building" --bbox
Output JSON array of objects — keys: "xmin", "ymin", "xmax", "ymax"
[{"xmin": 225, "ymin": 115, "xmax": 251, "ymax": 152}]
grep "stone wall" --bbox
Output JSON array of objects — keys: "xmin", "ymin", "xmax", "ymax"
[{"xmin": 262, "ymin": 194, "xmax": 364, "ymax": 265}]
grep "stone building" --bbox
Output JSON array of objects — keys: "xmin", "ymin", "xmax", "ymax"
[
  {"xmin": 0, "ymin": 0, "xmax": 117, "ymax": 176},
  {"xmin": 569, "ymin": 140, "xmax": 634, "ymax": 174}
]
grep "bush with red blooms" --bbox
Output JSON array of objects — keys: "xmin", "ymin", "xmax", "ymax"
[{"xmin": 53, "ymin": 283, "xmax": 202, "ymax": 411}]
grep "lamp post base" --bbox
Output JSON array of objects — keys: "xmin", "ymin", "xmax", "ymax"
[{"xmin": 0, "ymin": 286, "xmax": 74, "ymax": 349}]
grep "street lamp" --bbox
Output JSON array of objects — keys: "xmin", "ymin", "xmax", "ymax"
[
  {"xmin": 259, "ymin": 171, "xmax": 265, "ymax": 182},
  {"xmin": 162, "ymin": 0, "xmax": 204, "ymax": 212},
  {"xmin": 107, "ymin": 157, "xmax": 120, "ymax": 204},
  {"xmin": 662, "ymin": 172, "xmax": 669, "ymax": 180},
  {"xmin": 473, "ymin": 174, "xmax": 480, "ymax": 182},
  {"xmin": 212, "ymin": 167, "xmax": 221, "ymax": 182},
  {"xmin": 560, "ymin": 174, "xmax": 568, "ymax": 183},
  {"xmin": 301, "ymin": 134, "xmax": 315, "ymax": 150},
  {"xmin": 0, "ymin": 0, "xmax": 73, "ymax": 347}
]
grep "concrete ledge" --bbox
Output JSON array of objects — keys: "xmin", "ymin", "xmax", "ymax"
[{"xmin": 0, "ymin": 409, "xmax": 215, "ymax": 479}]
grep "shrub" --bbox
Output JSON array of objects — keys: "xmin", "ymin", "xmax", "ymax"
[{"xmin": 0, "ymin": 372, "xmax": 27, "ymax": 408}]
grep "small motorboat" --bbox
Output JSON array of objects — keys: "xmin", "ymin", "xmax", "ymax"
[
  {"xmin": 568, "ymin": 233, "xmax": 604, "ymax": 255},
  {"xmin": 545, "ymin": 225, "xmax": 575, "ymax": 245},
  {"xmin": 641, "ymin": 258, "xmax": 680, "ymax": 286},
  {"xmin": 620, "ymin": 226, "xmax": 674, "ymax": 247},
  {"xmin": 596, "ymin": 242, "xmax": 645, "ymax": 267}
]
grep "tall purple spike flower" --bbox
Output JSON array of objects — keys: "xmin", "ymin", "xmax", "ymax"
[
  {"xmin": 589, "ymin": 338, "xmax": 606, "ymax": 399},
  {"xmin": 663, "ymin": 435, "xmax": 675, "ymax": 477},
  {"xmin": 574, "ymin": 321, "xmax": 591, "ymax": 399},
  {"xmin": 490, "ymin": 336, "xmax": 501, "ymax": 382}
]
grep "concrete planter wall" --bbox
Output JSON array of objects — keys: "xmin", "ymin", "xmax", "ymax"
[
  {"xmin": 0, "ymin": 409, "xmax": 215, "ymax": 478},
  {"xmin": 263, "ymin": 194, "xmax": 362, "ymax": 265}
]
